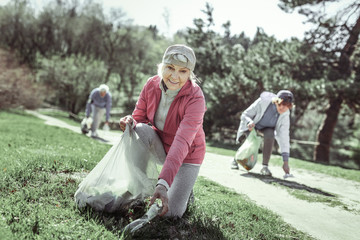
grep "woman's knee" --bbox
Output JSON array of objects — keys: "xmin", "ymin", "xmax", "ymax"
[
  {"xmin": 165, "ymin": 165, "xmax": 200, "ymax": 218},
  {"xmin": 135, "ymin": 123, "xmax": 152, "ymax": 132},
  {"xmin": 135, "ymin": 123, "xmax": 166, "ymax": 163},
  {"xmin": 134, "ymin": 123, "xmax": 155, "ymax": 143}
]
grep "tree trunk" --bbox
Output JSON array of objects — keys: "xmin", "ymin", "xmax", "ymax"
[
  {"xmin": 314, "ymin": 16, "xmax": 360, "ymax": 163},
  {"xmin": 314, "ymin": 97, "xmax": 343, "ymax": 163}
]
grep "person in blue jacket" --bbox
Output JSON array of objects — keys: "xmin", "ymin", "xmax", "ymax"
[
  {"xmin": 232, "ymin": 90, "xmax": 294, "ymax": 178},
  {"xmin": 85, "ymin": 84, "xmax": 112, "ymax": 137}
]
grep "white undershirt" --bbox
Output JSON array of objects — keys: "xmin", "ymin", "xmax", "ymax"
[{"xmin": 154, "ymin": 81, "xmax": 180, "ymax": 131}]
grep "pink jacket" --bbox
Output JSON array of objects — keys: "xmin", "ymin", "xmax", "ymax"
[{"xmin": 132, "ymin": 75, "xmax": 206, "ymax": 187}]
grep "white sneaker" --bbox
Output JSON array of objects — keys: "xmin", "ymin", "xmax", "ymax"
[
  {"xmin": 283, "ymin": 173, "xmax": 294, "ymax": 179},
  {"xmin": 260, "ymin": 166, "xmax": 272, "ymax": 176},
  {"xmin": 90, "ymin": 132, "xmax": 98, "ymax": 138},
  {"xmin": 230, "ymin": 159, "xmax": 239, "ymax": 170}
]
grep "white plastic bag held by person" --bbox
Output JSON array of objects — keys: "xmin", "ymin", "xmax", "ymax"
[
  {"xmin": 102, "ymin": 123, "xmax": 110, "ymax": 131},
  {"xmin": 81, "ymin": 117, "xmax": 93, "ymax": 134},
  {"xmin": 74, "ymin": 125, "xmax": 160, "ymax": 212},
  {"xmin": 235, "ymin": 130, "xmax": 261, "ymax": 171}
]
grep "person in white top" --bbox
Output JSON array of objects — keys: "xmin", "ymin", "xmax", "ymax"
[{"xmin": 232, "ymin": 90, "xmax": 294, "ymax": 178}]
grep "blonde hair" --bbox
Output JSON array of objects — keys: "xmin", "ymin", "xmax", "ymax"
[
  {"xmin": 272, "ymin": 97, "xmax": 294, "ymax": 109},
  {"xmin": 157, "ymin": 63, "xmax": 201, "ymax": 84}
]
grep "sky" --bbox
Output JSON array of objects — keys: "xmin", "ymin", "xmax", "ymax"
[
  {"xmin": 0, "ymin": 0, "xmax": 349, "ymax": 41},
  {"xmin": 101, "ymin": 0, "xmax": 312, "ymax": 40}
]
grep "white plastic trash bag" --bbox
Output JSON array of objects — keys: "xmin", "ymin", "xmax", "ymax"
[
  {"xmin": 235, "ymin": 130, "xmax": 261, "ymax": 171},
  {"xmin": 74, "ymin": 125, "xmax": 160, "ymax": 212},
  {"xmin": 102, "ymin": 124, "xmax": 110, "ymax": 131},
  {"xmin": 81, "ymin": 117, "xmax": 93, "ymax": 134}
]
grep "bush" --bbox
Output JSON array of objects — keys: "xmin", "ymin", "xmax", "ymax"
[
  {"xmin": 0, "ymin": 49, "xmax": 45, "ymax": 110},
  {"xmin": 37, "ymin": 55, "xmax": 108, "ymax": 114}
]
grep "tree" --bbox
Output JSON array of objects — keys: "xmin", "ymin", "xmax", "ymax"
[
  {"xmin": 99, "ymin": 25, "xmax": 169, "ymax": 114},
  {"xmin": 0, "ymin": 0, "xmax": 38, "ymax": 66},
  {"xmin": 185, "ymin": 3, "xmax": 325, "ymax": 144},
  {"xmin": 37, "ymin": 55, "xmax": 107, "ymax": 114},
  {"xmin": 184, "ymin": 3, "xmax": 253, "ymax": 139},
  {"xmin": 279, "ymin": 0, "xmax": 360, "ymax": 163},
  {"xmin": 0, "ymin": 0, "xmax": 168, "ymax": 115},
  {"xmin": 185, "ymin": 3, "xmax": 316, "ymax": 142},
  {"xmin": 0, "ymin": 48, "xmax": 45, "ymax": 110}
]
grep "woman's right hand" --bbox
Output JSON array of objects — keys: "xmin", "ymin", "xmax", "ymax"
[
  {"xmin": 119, "ymin": 115, "xmax": 133, "ymax": 132},
  {"xmin": 149, "ymin": 184, "xmax": 169, "ymax": 217}
]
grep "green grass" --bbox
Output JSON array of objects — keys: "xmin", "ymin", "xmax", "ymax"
[
  {"xmin": 206, "ymin": 143, "xmax": 360, "ymax": 183},
  {"xmin": 132, "ymin": 178, "xmax": 313, "ymax": 239},
  {"xmin": 284, "ymin": 188, "xmax": 360, "ymax": 214},
  {"xmin": 266, "ymin": 181, "xmax": 359, "ymax": 214},
  {"xmin": 0, "ymin": 110, "xmax": 314, "ymax": 239}
]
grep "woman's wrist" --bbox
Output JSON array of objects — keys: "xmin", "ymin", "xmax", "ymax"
[
  {"xmin": 156, "ymin": 179, "xmax": 170, "ymax": 191},
  {"xmin": 156, "ymin": 184, "xmax": 168, "ymax": 192}
]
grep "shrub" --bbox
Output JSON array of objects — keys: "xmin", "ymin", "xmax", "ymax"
[
  {"xmin": 37, "ymin": 55, "xmax": 108, "ymax": 114},
  {"xmin": 0, "ymin": 49, "xmax": 45, "ymax": 110}
]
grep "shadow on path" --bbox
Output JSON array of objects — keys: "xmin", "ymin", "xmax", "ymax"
[
  {"xmin": 241, "ymin": 172, "xmax": 335, "ymax": 197},
  {"xmin": 90, "ymin": 136, "xmax": 110, "ymax": 143}
]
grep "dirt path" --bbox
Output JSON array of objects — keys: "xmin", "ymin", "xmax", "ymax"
[
  {"xmin": 199, "ymin": 153, "xmax": 360, "ymax": 240},
  {"xmin": 27, "ymin": 110, "xmax": 121, "ymax": 145},
  {"xmin": 27, "ymin": 110, "xmax": 360, "ymax": 240}
]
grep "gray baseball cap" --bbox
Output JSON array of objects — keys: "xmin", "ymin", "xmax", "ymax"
[
  {"xmin": 277, "ymin": 90, "xmax": 294, "ymax": 103},
  {"xmin": 162, "ymin": 44, "xmax": 196, "ymax": 71}
]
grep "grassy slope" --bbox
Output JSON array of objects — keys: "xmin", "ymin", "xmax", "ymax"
[
  {"xmin": 0, "ymin": 110, "xmax": 315, "ymax": 239},
  {"xmin": 0, "ymin": 110, "xmax": 116, "ymax": 239}
]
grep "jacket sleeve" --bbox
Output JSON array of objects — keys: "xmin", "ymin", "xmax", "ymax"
[
  {"xmin": 132, "ymin": 80, "xmax": 151, "ymax": 125},
  {"xmin": 275, "ymin": 113, "xmax": 290, "ymax": 154},
  {"xmin": 236, "ymin": 98, "xmax": 261, "ymax": 142},
  {"xmin": 158, "ymin": 93, "xmax": 206, "ymax": 187}
]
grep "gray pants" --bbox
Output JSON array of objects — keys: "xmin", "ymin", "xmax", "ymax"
[
  {"xmin": 91, "ymin": 105, "xmax": 106, "ymax": 136},
  {"xmin": 135, "ymin": 123, "xmax": 200, "ymax": 217},
  {"xmin": 241, "ymin": 128, "xmax": 275, "ymax": 166}
]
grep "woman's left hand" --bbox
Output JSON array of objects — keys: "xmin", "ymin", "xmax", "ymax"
[{"xmin": 149, "ymin": 185, "xmax": 169, "ymax": 216}]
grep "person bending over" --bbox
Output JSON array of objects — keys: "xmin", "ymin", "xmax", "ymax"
[
  {"xmin": 232, "ymin": 90, "xmax": 294, "ymax": 178},
  {"xmin": 85, "ymin": 84, "xmax": 112, "ymax": 138}
]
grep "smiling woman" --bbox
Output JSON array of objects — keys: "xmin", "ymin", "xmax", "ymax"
[
  {"xmin": 73, "ymin": 44, "xmax": 207, "ymax": 233},
  {"xmin": 161, "ymin": 64, "xmax": 190, "ymax": 90},
  {"xmin": 118, "ymin": 44, "xmax": 206, "ymax": 223},
  {"xmin": 157, "ymin": 45, "xmax": 198, "ymax": 91}
]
